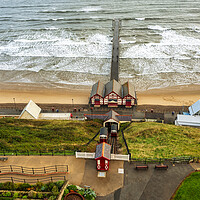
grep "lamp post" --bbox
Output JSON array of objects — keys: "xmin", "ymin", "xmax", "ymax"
[{"xmin": 13, "ymin": 98, "xmax": 17, "ymax": 111}]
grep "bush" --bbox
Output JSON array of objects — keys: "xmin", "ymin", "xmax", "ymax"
[
  {"xmin": 84, "ymin": 189, "xmax": 96, "ymax": 200},
  {"xmin": 2, "ymin": 182, "xmax": 14, "ymax": 190},
  {"xmin": 37, "ymin": 192, "xmax": 43, "ymax": 199},
  {"xmin": 48, "ymin": 196, "xmax": 57, "ymax": 200},
  {"xmin": 52, "ymin": 185, "xmax": 59, "ymax": 196},
  {"xmin": 45, "ymin": 182, "xmax": 55, "ymax": 192},
  {"xmin": 13, "ymin": 192, "xmax": 19, "ymax": 198},
  {"xmin": 36, "ymin": 182, "xmax": 44, "ymax": 192},
  {"xmin": 67, "ymin": 185, "xmax": 77, "ymax": 192},
  {"xmin": 17, "ymin": 183, "xmax": 31, "ymax": 191},
  {"xmin": 55, "ymin": 180, "xmax": 64, "ymax": 190},
  {"xmin": 3, "ymin": 192, "xmax": 11, "ymax": 197},
  {"xmin": 28, "ymin": 190, "xmax": 37, "ymax": 198},
  {"xmin": 63, "ymin": 188, "xmax": 69, "ymax": 197},
  {"xmin": 22, "ymin": 195, "xmax": 28, "ymax": 199}
]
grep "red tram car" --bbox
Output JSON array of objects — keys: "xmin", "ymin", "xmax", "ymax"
[
  {"xmin": 111, "ymin": 124, "xmax": 118, "ymax": 137},
  {"xmin": 99, "ymin": 127, "xmax": 108, "ymax": 143}
]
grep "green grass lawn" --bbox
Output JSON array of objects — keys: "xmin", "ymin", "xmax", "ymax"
[
  {"xmin": 0, "ymin": 118, "xmax": 102, "ymax": 154},
  {"xmin": 120, "ymin": 122, "xmax": 200, "ymax": 159},
  {"xmin": 172, "ymin": 172, "xmax": 200, "ymax": 200}
]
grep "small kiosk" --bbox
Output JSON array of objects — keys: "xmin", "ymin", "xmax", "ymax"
[{"xmin": 95, "ymin": 142, "xmax": 111, "ymax": 171}]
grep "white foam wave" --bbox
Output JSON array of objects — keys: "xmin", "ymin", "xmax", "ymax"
[
  {"xmin": 135, "ymin": 18, "xmax": 145, "ymax": 21},
  {"xmin": 148, "ymin": 25, "xmax": 170, "ymax": 31},
  {"xmin": 123, "ymin": 30, "xmax": 200, "ymax": 59},
  {"xmin": 0, "ymin": 31, "xmax": 112, "ymax": 60},
  {"xmin": 79, "ymin": 6, "xmax": 102, "ymax": 12},
  {"xmin": 189, "ymin": 26, "xmax": 200, "ymax": 33}
]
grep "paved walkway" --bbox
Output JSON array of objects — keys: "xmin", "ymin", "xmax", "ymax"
[
  {"xmin": 0, "ymin": 156, "xmax": 124, "ymax": 197},
  {"xmin": 97, "ymin": 162, "xmax": 194, "ymax": 200}
]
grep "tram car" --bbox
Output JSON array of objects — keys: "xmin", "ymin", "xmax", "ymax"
[
  {"xmin": 111, "ymin": 124, "xmax": 118, "ymax": 137},
  {"xmin": 99, "ymin": 127, "xmax": 108, "ymax": 143}
]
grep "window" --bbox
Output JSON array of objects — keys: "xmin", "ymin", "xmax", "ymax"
[
  {"xmin": 105, "ymin": 160, "xmax": 108, "ymax": 164},
  {"xmin": 97, "ymin": 160, "xmax": 100, "ymax": 164}
]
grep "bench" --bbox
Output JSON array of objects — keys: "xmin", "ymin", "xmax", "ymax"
[
  {"xmin": 155, "ymin": 165, "xmax": 168, "ymax": 169},
  {"xmin": 0, "ymin": 157, "xmax": 8, "ymax": 161},
  {"xmin": 135, "ymin": 165, "xmax": 149, "ymax": 170}
]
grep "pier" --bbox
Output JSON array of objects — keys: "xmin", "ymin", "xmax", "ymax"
[{"xmin": 110, "ymin": 19, "xmax": 121, "ymax": 82}]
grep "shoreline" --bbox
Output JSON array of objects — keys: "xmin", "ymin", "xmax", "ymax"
[{"xmin": 0, "ymin": 82, "xmax": 199, "ymax": 106}]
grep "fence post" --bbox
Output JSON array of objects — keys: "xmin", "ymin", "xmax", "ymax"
[
  {"xmin": 15, "ymin": 150, "xmax": 17, "ymax": 156},
  {"xmin": 24, "ymin": 179, "xmax": 26, "ymax": 183},
  {"xmin": 3, "ymin": 150, "xmax": 5, "ymax": 156},
  {"xmin": 21, "ymin": 166, "xmax": 24, "ymax": 173},
  {"xmin": 10, "ymin": 165, "xmax": 13, "ymax": 172},
  {"xmin": 32, "ymin": 168, "xmax": 34, "ymax": 174},
  {"xmin": 51, "ymin": 177, "xmax": 53, "ymax": 182},
  {"xmin": 11, "ymin": 177, "xmax": 14, "ymax": 183},
  {"xmin": 52, "ymin": 150, "xmax": 54, "ymax": 156},
  {"xmin": 40, "ymin": 151, "xmax": 42, "ymax": 156},
  {"xmin": 27, "ymin": 150, "xmax": 29, "ymax": 156},
  {"xmin": 55, "ymin": 165, "xmax": 57, "ymax": 172},
  {"xmin": 44, "ymin": 167, "xmax": 46, "ymax": 174}
]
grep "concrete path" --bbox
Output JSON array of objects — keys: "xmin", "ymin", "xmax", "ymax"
[
  {"xmin": 80, "ymin": 159, "xmax": 124, "ymax": 196},
  {"xmin": 97, "ymin": 162, "xmax": 194, "ymax": 200},
  {"xmin": 0, "ymin": 156, "xmax": 124, "ymax": 197}
]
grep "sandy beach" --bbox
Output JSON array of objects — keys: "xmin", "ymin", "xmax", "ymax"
[{"xmin": 0, "ymin": 82, "xmax": 199, "ymax": 106}]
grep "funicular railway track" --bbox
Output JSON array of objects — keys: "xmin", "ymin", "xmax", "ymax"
[{"xmin": 110, "ymin": 137, "xmax": 117, "ymax": 154}]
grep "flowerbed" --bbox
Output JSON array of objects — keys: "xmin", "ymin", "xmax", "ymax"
[
  {"xmin": 0, "ymin": 181, "xmax": 65, "ymax": 199},
  {"xmin": 62, "ymin": 185, "xmax": 96, "ymax": 200}
]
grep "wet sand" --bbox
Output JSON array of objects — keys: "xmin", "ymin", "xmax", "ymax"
[{"xmin": 0, "ymin": 82, "xmax": 199, "ymax": 106}]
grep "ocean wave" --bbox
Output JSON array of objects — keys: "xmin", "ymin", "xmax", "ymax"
[
  {"xmin": 79, "ymin": 6, "xmax": 102, "ymax": 12},
  {"xmin": 135, "ymin": 18, "xmax": 145, "ymax": 21},
  {"xmin": 148, "ymin": 25, "xmax": 171, "ymax": 31}
]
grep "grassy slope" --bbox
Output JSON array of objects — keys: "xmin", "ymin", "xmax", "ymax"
[
  {"xmin": 0, "ymin": 118, "xmax": 102, "ymax": 153},
  {"xmin": 121, "ymin": 122, "xmax": 200, "ymax": 159},
  {"xmin": 172, "ymin": 172, "xmax": 200, "ymax": 200}
]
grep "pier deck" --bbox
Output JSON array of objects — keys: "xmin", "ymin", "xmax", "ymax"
[{"xmin": 110, "ymin": 19, "xmax": 121, "ymax": 82}]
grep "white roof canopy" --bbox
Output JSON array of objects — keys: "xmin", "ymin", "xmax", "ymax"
[{"xmin": 189, "ymin": 100, "xmax": 200, "ymax": 116}]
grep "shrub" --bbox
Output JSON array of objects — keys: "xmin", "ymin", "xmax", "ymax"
[
  {"xmin": 0, "ymin": 183, "xmax": 3, "ymax": 189},
  {"xmin": 22, "ymin": 195, "xmax": 28, "ymax": 199},
  {"xmin": 45, "ymin": 182, "xmax": 55, "ymax": 192},
  {"xmin": 3, "ymin": 192, "xmax": 11, "ymax": 197},
  {"xmin": 13, "ymin": 192, "xmax": 19, "ymax": 198},
  {"xmin": 52, "ymin": 185, "xmax": 59, "ymax": 196},
  {"xmin": 55, "ymin": 180, "xmax": 64, "ymax": 190},
  {"xmin": 2, "ymin": 182, "xmax": 14, "ymax": 190},
  {"xmin": 36, "ymin": 182, "xmax": 44, "ymax": 192},
  {"xmin": 18, "ymin": 183, "xmax": 31, "ymax": 191},
  {"xmin": 84, "ymin": 188, "xmax": 96, "ymax": 200},
  {"xmin": 28, "ymin": 190, "xmax": 37, "ymax": 198},
  {"xmin": 67, "ymin": 185, "xmax": 77, "ymax": 192},
  {"xmin": 48, "ymin": 196, "xmax": 57, "ymax": 200},
  {"xmin": 63, "ymin": 188, "xmax": 69, "ymax": 197},
  {"xmin": 37, "ymin": 192, "xmax": 43, "ymax": 199}
]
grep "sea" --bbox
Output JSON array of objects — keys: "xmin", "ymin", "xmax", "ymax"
[{"xmin": 1, "ymin": 0, "xmax": 200, "ymax": 91}]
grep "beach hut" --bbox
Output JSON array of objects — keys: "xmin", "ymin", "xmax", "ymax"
[
  {"xmin": 104, "ymin": 79, "xmax": 122, "ymax": 107},
  {"xmin": 122, "ymin": 81, "xmax": 136, "ymax": 107},
  {"xmin": 95, "ymin": 142, "xmax": 111, "ymax": 171},
  {"xmin": 89, "ymin": 81, "xmax": 105, "ymax": 107},
  {"xmin": 19, "ymin": 100, "xmax": 41, "ymax": 119}
]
